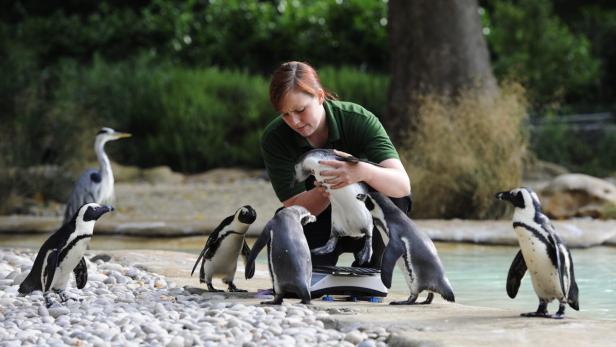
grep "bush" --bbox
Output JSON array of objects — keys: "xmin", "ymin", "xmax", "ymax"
[
  {"xmin": 319, "ymin": 66, "xmax": 389, "ymax": 118},
  {"xmin": 531, "ymin": 120, "xmax": 616, "ymax": 176},
  {"xmin": 485, "ymin": 0, "xmax": 600, "ymax": 112},
  {"xmin": 400, "ymin": 83, "xmax": 528, "ymax": 219}
]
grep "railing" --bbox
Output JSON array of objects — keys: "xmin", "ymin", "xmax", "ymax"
[{"xmin": 529, "ymin": 112, "xmax": 614, "ymax": 131}]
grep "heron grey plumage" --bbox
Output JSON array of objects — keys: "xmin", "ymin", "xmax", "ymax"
[{"xmin": 62, "ymin": 127, "xmax": 131, "ymax": 225}]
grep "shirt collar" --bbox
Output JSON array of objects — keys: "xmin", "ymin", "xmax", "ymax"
[{"xmin": 293, "ymin": 99, "xmax": 341, "ymax": 148}]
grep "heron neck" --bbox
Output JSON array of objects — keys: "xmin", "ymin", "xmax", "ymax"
[{"xmin": 95, "ymin": 139, "xmax": 114, "ymax": 184}]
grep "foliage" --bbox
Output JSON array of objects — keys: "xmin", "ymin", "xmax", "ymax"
[
  {"xmin": 531, "ymin": 121, "xmax": 616, "ymax": 176},
  {"xmin": 400, "ymin": 83, "xmax": 528, "ymax": 219},
  {"xmin": 1, "ymin": 0, "xmax": 388, "ymax": 73},
  {"xmin": 319, "ymin": 66, "xmax": 389, "ymax": 118},
  {"xmin": 484, "ymin": 0, "xmax": 600, "ymax": 113},
  {"xmin": 0, "ymin": 49, "xmax": 389, "ymax": 173}
]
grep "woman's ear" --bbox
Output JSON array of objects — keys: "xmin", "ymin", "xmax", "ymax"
[{"xmin": 316, "ymin": 88, "xmax": 325, "ymax": 104}]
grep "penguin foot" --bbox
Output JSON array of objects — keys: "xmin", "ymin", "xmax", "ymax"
[
  {"xmin": 390, "ymin": 294, "xmax": 418, "ymax": 305},
  {"xmin": 419, "ymin": 293, "xmax": 434, "ymax": 305},
  {"xmin": 261, "ymin": 294, "xmax": 284, "ymax": 305},
  {"xmin": 44, "ymin": 294, "xmax": 57, "ymax": 308},
  {"xmin": 520, "ymin": 312, "xmax": 552, "ymax": 318},
  {"xmin": 206, "ymin": 283, "xmax": 224, "ymax": 292},
  {"xmin": 311, "ymin": 237, "xmax": 338, "ymax": 255},
  {"xmin": 390, "ymin": 300, "xmax": 418, "ymax": 305},
  {"xmin": 53, "ymin": 289, "xmax": 80, "ymax": 303},
  {"xmin": 228, "ymin": 287, "xmax": 248, "ymax": 293}
]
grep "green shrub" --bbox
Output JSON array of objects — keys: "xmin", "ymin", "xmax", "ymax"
[
  {"xmin": 531, "ymin": 120, "xmax": 616, "ymax": 176},
  {"xmin": 485, "ymin": 0, "xmax": 600, "ymax": 112},
  {"xmin": 320, "ymin": 67, "xmax": 389, "ymax": 118}
]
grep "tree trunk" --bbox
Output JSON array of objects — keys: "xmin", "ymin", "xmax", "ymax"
[{"xmin": 385, "ymin": 0, "xmax": 497, "ymax": 143}]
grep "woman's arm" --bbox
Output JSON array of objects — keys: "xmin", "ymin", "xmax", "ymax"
[
  {"xmin": 319, "ymin": 153, "xmax": 411, "ymax": 198},
  {"xmin": 282, "ymin": 183, "xmax": 330, "ymax": 216}
]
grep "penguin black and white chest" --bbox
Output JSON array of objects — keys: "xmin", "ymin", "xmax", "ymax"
[
  {"xmin": 357, "ymin": 192, "xmax": 455, "ymax": 305},
  {"xmin": 496, "ymin": 187, "xmax": 579, "ymax": 319},
  {"xmin": 191, "ymin": 205, "xmax": 257, "ymax": 292},
  {"xmin": 245, "ymin": 205, "xmax": 316, "ymax": 305},
  {"xmin": 294, "ymin": 149, "xmax": 374, "ymax": 265},
  {"xmin": 19, "ymin": 203, "xmax": 113, "ymax": 304}
]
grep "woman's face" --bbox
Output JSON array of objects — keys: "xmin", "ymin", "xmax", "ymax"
[{"xmin": 279, "ymin": 89, "xmax": 325, "ymax": 138}]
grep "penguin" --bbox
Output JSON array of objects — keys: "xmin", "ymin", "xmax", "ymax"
[
  {"xmin": 294, "ymin": 149, "xmax": 374, "ymax": 265},
  {"xmin": 19, "ymin": 203, "xmax": 113, "ymax": 306},
  {"xmin": 245, "ymin": 205, "xmax": 316, "ymax": 305},
  {"xmin": 191, "ymin": 205, "xmax": 257, "ymax": 292},
  {"xmin": 357, "ymin": 192, "xmax": 455, "ymax": 305},
  {"xmin": 496, "ymin": 187, "xmax": 579, "ymax": 319}
]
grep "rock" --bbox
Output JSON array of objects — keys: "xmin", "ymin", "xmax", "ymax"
[
  {"xmin": 166, "ymin": 336, "xmax": 185, "ymax": 347},
  {"xmin": 344, "ymin": 330, "xmax": 366, "ymax": 345},
  {"xmin": 540, "ymin": 174, "xmax": 616, "ymax": 219},
  {"xmin": 524, "ymin": 159, "xmax": 569, "ymax": 181},
  {"xmin": 48, "ymin": 306, "xmax": 70, "ymax": 318},
  {"xmin": 141, "ymin": 166, "xmax": 184, "ymax": 185}
]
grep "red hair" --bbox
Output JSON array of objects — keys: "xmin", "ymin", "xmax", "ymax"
[{"xmin": 269, "ymin": 61, "xmax": 337, "ymax": 112}]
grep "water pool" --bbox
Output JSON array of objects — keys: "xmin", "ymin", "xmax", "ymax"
[{"xmin": 2, "ymin": 234, "xmax": 614, "ymax": 319}]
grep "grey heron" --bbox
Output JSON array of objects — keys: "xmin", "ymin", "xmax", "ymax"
[{"xmin": 62, "ymin": 127, "xmax": 131, "ymax": 225}]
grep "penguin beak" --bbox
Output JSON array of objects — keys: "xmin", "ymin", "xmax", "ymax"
[
  {"xmin": 238, "ymin": 206, "xmax": 257, "ymax": 224},
  {"xmin": 83, "ymin": 205, "xmax": 114, "ymax": 222},
  {"xmin": 97, "ymin": 205, "xmax": 114, "ymax": 218},
  {"xmin": 495, "ymin": 191, "xmax": 510, "ymax": 201}
]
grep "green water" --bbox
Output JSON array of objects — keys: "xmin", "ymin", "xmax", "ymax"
[{"xmin": 2, "ymin": 234, "xmax": 614, "ymax": 319}]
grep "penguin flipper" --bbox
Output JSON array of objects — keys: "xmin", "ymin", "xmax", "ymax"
[
  {"xmin": 506, "ymin": 250, "xmax": 527, "ymax": 299},
  {"xmin": 566, "ymin": 251, "xmax": 580, "ymax": 311},
  {"xmin": 43, "ymin": 249, "xmax": 60, "ymax": 292},
  {"xmin": 380, "ymin": 242, "xmax": 404, "ymax": 289},
  {"xmin": 245, "ymin": 227, "xmax": 271, "ymax": 279},
  {"xmin": 241, "ymin": 240, "xmax": 255, "ymax": 279},
  {"xmin": 73, "ymin": 257, "xmax": 88, "ymax": 289},
  {"xmin": 191, "ymin": 247, "xmax": 207, "ymax": 277}
]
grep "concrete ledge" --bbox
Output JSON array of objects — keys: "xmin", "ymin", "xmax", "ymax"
[{"xmin": 3, "ymin": 216, "xmax": 615, "ymax": 247}]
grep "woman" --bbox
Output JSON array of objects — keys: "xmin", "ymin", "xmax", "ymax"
[{"xmin": 260, "ymin": 61, "xmax": 411, "ymax": 267}]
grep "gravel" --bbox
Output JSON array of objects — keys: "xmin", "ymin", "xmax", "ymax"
[{"xmin": 0, "ymin": 248, "xmax": 390, "ymax": 346}]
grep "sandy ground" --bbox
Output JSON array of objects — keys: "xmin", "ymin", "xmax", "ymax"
[{"xmin": 101, "ymin": 249, "xmax": 616, "ymax": 347}]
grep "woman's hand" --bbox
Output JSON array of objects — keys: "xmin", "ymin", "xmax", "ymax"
[{"xmin": 319, "ymin": 150, "xmax": 369, "ymax": 190}]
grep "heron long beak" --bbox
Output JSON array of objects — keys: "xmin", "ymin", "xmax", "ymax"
[{"xmin": 113, "ymin": 132, "xmax": 132, "ymax": 139}]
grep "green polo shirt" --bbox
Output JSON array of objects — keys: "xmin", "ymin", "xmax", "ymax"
[{"xmin": 260, "ymin": 99, "xmax": 399, "ymax": 202}]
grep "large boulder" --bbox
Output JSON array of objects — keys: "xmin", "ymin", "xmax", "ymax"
[{"xmin": 539, "ymin": 174, "xmax": 616, "ymax": 219}]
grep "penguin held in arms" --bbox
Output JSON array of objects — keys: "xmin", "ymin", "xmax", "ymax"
[
  {"xmin": 496, "ymin": 187, "xmax": 579, "ymax": 319},
  {"xmin": 191, "ymin": 205, "xmax": 257, "ymax": 292},
  {"xmin": 357, "ymin": 192, "xmax": 454, "ymax": 305},
  {"xmin": 294, "ymin": 149, "xmax": 374, "ymax": 265},
  {"xmin": 245, "ymin": 205, "xmax": 316, "ymax": 305},
  {"xmin": 19, "ymin": 203, "xmax": 113, "ymax": 306}
]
